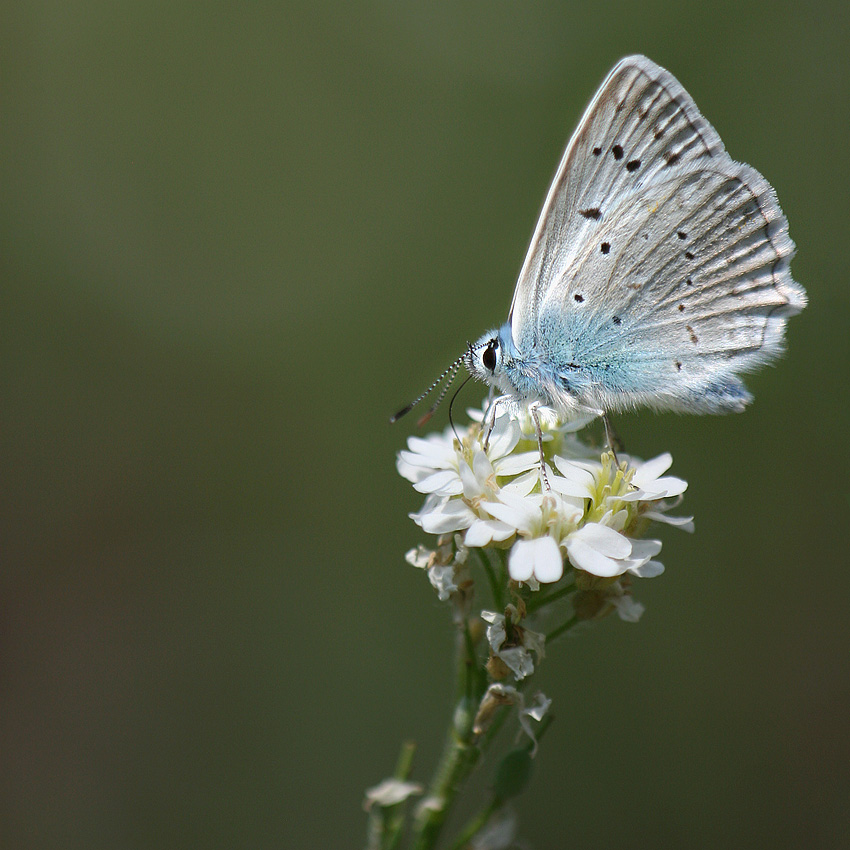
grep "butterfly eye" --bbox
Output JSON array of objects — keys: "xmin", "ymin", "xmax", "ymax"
[{"xmin": 482, "ymin": 341, "xmax": 498, "ymax": 372}]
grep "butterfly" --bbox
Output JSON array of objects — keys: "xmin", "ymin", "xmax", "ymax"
[{"xmin": 394, "ymin": 56, "xmax": 806, "ymax": 440}]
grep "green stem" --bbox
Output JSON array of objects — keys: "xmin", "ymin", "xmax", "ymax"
[
  {"xmin": 407, "ymin": 550, "xmax": 577, "ymax": 847},
  {"xmin": 457, "ymin": 620, "xmax": 481, "ymax": 701},
  {"xmin": 494, "ymin": 548, "xmax": 510, "ymax": 598},
  {"xmin": 546, "ymin": 614, "xmax": 579, "ymax": 643},
  {"xmin": 394, "ymin": 740, "xmax": 416, "ymax": 778},
  {"xmin": 386, "ymin": 742, "xmax": 417, "ymax": 850},
  {"xmin": 450, "ymin": 709, "xmax": 557, "ymax": 847},
  {"xmin": 409, "ymin": 706, "xmax": 481, "ymax": 850},
  {"xmin": 448, "ymin": 798, "xmax": 500, "ymax": 850},
  {"xmin": 525, "ymin": 579, "xmax": 576, "ymax": 614},
  {"xmin": 478, "ymin": 548, "xmax": 504, "ymax": 609},
  {"xmin": 410, "ymin": 616, "xmax": 486, "ymax": 849},
  {"xmin": 365, "ymin": 741, "xmax": 417, "ymax": 850}
]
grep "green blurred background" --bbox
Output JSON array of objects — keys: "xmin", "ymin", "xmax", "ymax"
[{"xmin": 2, "ymin": 2, "xmax": 848, "ymax": 848}]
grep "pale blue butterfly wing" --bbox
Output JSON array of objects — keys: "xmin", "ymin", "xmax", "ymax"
[{"xmin": 501, "ymin": 55, "xmax": 805, "ymax": 416}]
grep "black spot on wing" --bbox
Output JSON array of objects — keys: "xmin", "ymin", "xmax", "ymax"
[
  {"xmin": 612, "ymin": 144, "xmax": 624, "ymax": 160},
  {"xmin": 592, "ymin": 146, "xmax": 602, "ymax": 156},
  {"xmin": 625, "ymin": 159, "xmax": 641, "ymax": 172},
  {"xmin": 686, "ymin": 325, "xmax": 698, "ymax": 344},
  {"xmin": 600, "ymin": 242, "xmax": 610, "ymax": 254},
  {"xmin": 677, "ymin": 231, "xmax": 687, "ymax": 240},
  {"xmin": 579, "ymin": 207, "xmax": 602, "ymax": 220},
  {"xmin": 612, "ymin": 316, "xmax": 621, "ymax": 325},
  {"xmin": 684, "ymin": 251, "xmax": 695, "ymax": 260},
  {"xmin": 574, "ymin": 293, "xmax": 584, "ymax": 303}
]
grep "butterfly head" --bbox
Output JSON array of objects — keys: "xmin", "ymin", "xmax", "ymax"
[
  {"xmin": 467, "ymin": 332, "xmax": 499, "ymax": 377},
  {"xmin": 466, "ymin": 324, "xmax": 581, "ymax": 417},
  {"xmin": 467, "ymin": 325, "xmax": 523, "ymax": 399}
]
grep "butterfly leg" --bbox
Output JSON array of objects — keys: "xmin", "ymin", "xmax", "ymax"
[
  {"xmin": 482, "ymin": 395, "xmax": 501, "ymax": 451},
  {"xmin": 601, "ymin": 412, "xmax": 624, "ymax": 467},
  {"xmin": 531, "ymin": 404, "xmax": 551, "ymax": 491}
]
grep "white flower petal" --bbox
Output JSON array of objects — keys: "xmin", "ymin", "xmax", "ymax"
[
  {"xmin": 498, "ymin": 646, "xmax": 536, "ymax": 680},
  {"xmin": 500, "ymin": 468, "xmax": 540, "ymax": 497},
  {"xmin": 570, "ymin": 523, "xmax": 632, "ymax": 559},
  {"xmin": 509, "ymin": 536, "xmax": 563, "ymax": 584},
  {"xmin": 406, "ymin": 432, "xmax": 454, "ymax": 456},
  {"xmin": 565, "ymin": 538, "xmax": 623, "ymax": 577},
  {"xmin": 518, "ymin": 691, "xmax": 552, "ymax": 756},
  {"xmin": 630, "ymin": 559, "xmax": 665, "ymax": 578},
  {"xmin": 507, "ymin": 539, "xmax": 534, "ymax": 581},
  {"xmin": 416, "ymin": 499, "xmax": 475, "ymax": 534},
  {"xmin": 613, "ymin": 596, "xmax": 645, "ymax": 622},
  {"xmin": 472, "ymin": 448, "xmax": 495, "ymax": 483},
  {"xmin": 629, "ymin": 538, "xmax": 663, "ymax": 559},
  {"xmin": 495, "ymin": 451, "xmax": 540, "ymax": 477},
  {"xmin": 428, "ymin": 564, "xmax": 459, "ymax": 600},
  {"xmin": 620, "ymin": 541, "xmax": 664, "ymax": 576},
  {"xmin": 482, "ymin": 609, "xmax": 507, "ymax": 648},
  {"xmin": 532, "ymin": 543, "xmax": 564, "ymax": 584},
  {"xmin": 552, "ymin": 456, "xmax": 596, "ymax": 490},
  {"xmin": 481, "ymin": 493, "xmax": 541, "ymax": 533},
  {"xmin": 630, "ymin": 453, "xmax": 690, "ymax": 498},
  {"xmin": 396, "ymin": 457, "xmax": 421, "ymax": 483},
  {"xmin": 644, "ymin": 510, "xmax": 695, "ymax": 532},
  {"xmin": 453, "ymin": 535, "xmax": 469, "ymax": 562},
  {"xmin": 487, "ymin": 416, "xmax": 521, "ymax": 459},
  {"xmin": 459, "ymin": 458, "xmax": 483, "ymax": 499},
  {"xmin": 522, "ymin": 627, "xmax": 546, "ymax": 661},
  {"xmin": 645, "ymin": 476, "xmax": 688, "ymax": 498},
  {"xmin": 413, "ymin": 469, "xmax": 463, "ymax": 496},
  {"xmin": 604, "ymin": 508, "xmax": 630, "ymax": 534},
  {"xmin": 617, "ymin": 487, "xmax": 647, "ymax": 503},
  {"xmin": 397, "ymin": 431, "xmax": 458, "ymax": 482},
  {"xmin": 523, "ymin": 691, "xmax": 552, "ymax": 723},
  {"xmin": 464, "ymin": 518, "xmax": 514, "ymax": 547},
  {"xmin": 408, "ymin": 493, "xmax": 443, "ymax": 524},
  {"xmin": 405, "ymin": 545, "xmax": 431, "ymax": 568},
  {"xmin": 565, "ymin": 458, "xmax": 604, "ymax": 475},
  {"xmin": 547, "ymin": 473, "xmax": 593, "ymax": 499},
  {"xmin": 633, "ymin": 452, "xmax": 673, "ymax": 482},
  {"xmin": 364, "ymin": 778, "xmax": 423, "ymax": 810}
]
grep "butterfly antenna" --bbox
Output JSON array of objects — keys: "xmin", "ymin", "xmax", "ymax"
[
  {"xmin": 415, "ymin": 360, "xmax": 463, "ymax": 427},
  {"xmin": 447, "ymin": 373, "xmax": 474, "ymax": 441},
  {"xmin": 390, "ymin": 351, "xmax": 468, "ymax": 424},
  {"xmin": 439, "ymin": 342, "xmax": 478, "ymax": 431}
]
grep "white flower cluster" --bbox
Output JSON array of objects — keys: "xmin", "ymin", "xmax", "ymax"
[{"xmin": 399, "ymin": 403, "xmax": 692, "ymax": 595}]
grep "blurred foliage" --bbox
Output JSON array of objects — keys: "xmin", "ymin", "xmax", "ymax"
[{"xmin": 2, "ymin": 2, "xmax": 848, "ymax": 848}]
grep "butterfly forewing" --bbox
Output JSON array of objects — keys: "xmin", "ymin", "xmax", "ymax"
[
  {"xmin": 508, "ymin": 55, "xmax": 804, "ymax": 414},
  {"xmin": 509, "ymin": 55, "xmax": 725, "ymax": 350}
]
